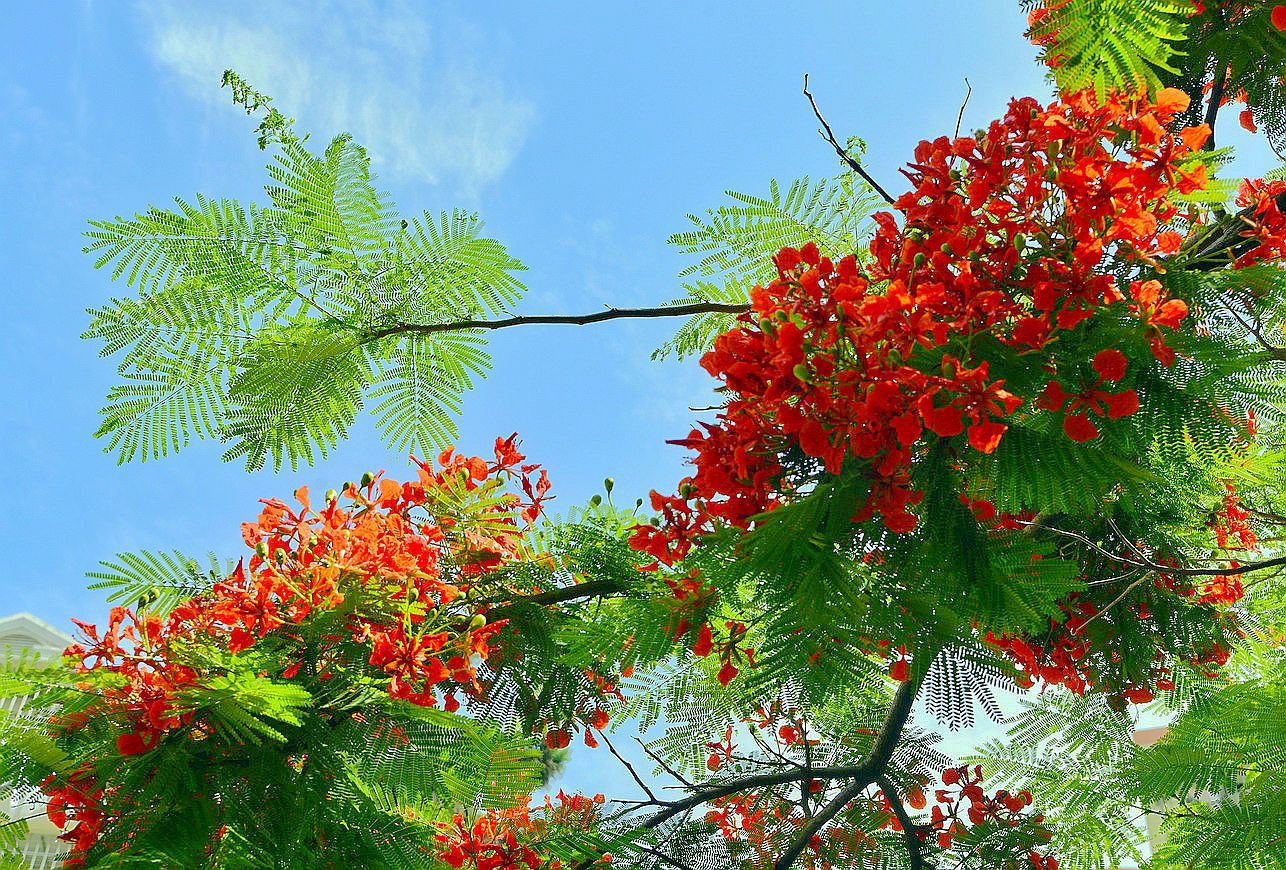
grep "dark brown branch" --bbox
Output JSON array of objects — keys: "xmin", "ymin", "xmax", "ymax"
[
  {"xmin": 1204, "ymin": 62, "xmax": 1229, "ymax": 149},
  {"xmin": 773, "ymin": 676, "xmax": 922, "ymax": 870},
  {"xmin": 776, "ymin": 777, "xmax": 871, "ymax": 870},
  {"xmin": 877, "ymin": 774, "xmax": 930, "ymax": 870},
  {"xmin": 640, "ymin": 762, "xmax": 871, "ymax": 830},
  {"xmin": 365, "ymin": 301, "xmax": 750, "ymax": 341},
  {"xmin": 802, "ymin": 75, "xmax": 897, "ymax": 206}
]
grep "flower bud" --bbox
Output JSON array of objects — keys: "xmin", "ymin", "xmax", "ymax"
[
  {"xmin": 793, "ymin": 363, "xmax": 811, "ymax": 382},
  {"xmin": 603, "ymin": 477, "xmax": 615, "ymax": 494},
  {"xmin": 590, "ymin": 494, "xmax": 602, "ymax": 506},
  {"xmin": 913, "ymin": 252, "xmax": 927, "ymax": 267},
  {"xmin": 324, "ymin": 489, "xmax": 338, "ymax": 504},
  {"xmin": 255, "ymin": 541, "xmax": 270, "ymax": 558},
  {"xmin": 360, "ymin": 471, "xmax": 375, "ymax": 488},
  {"xmin": 469, "ymin": 614, "xmax": 487, "ymax": 630}
]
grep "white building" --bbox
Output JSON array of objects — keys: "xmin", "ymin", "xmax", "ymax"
[{"xmin": 1, "ymin": 612, "xmax": 72, "ymax": 869}]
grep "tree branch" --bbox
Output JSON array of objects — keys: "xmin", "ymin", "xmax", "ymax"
[
  {"xmin": 1021, "ymin": 520, "xmax": 1286, "ymax": 580},
  {"xmin": 877, "ymin": 774, "xmax": 931, "ymax": 870},
  {"xmin": 773, "ymin": 675, "xmax": 923, "ymax": 870},
  {"xmin": 802, "ymin": 75, "xmax": 897, "ymax": 206},
  {"xmin": 365, "ymin": 301, "xmax": 750, "ymax": 341}
]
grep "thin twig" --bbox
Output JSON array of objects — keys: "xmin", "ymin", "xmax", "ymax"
[
  {"xmin": 953, "ymin": 78, "xmax": 973, "ymax": 139},
  {"xmin": 602, "ymin": 732, "xmax": 657, "ymax": 801},
  {"xmin": 802, "ymin": 74, "xmax": 897, "ymax": 205},
  {"xmin": 635, "ymin": 736, "xmax": 695, "ymax": 789},
  {"xmin": 1017, "ymin": 520, "xmax": 1286, "ymax": 578}
]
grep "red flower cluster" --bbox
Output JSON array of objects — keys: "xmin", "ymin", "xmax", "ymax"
[
  {"xmin": 632, "ymin": 88, "xmax": 1206, "ymax": 569},
  {"xmin": 46, "ymin": 437, "xmax": 558, "ymax": 866},
  {"xmin": 433, "ymin": 792, "xmax": 609, "ymax": 870},
  {"xmin": 882, "ymin": 765, "xmax": 1055, "ymax": 862},
  {"xmin": 1231, "ymin": 178, "xmax": 1286, "ymax": 267}
]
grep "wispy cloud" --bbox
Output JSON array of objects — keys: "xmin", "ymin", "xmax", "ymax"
[{"xmin": 139, "ymin": 0, "xmax": 535, "ymax": 189}]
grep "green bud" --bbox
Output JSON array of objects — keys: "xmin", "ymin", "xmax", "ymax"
[
  {"xmin": 793, "ymin": 363, "xmax": 811, "ymax": 382},
  {"xmin": 775, "ymin": 310, "xmax": 789, "ymax": 322},
  {"xmin": 679, "ymin": 483, "xmax": 698, "ymax": 499},
  {"xmin": 1013, "ymin": 233, "xmax": 1027, "ymax": 251},
  {"xmin": 635, "ymin": 498, "xmax": 644, "ymax": 508},
  {"xmin": 469, "ymin": 614, "xmax": 487, "ymax": 630},
  {"xmin": 913, "ymin": 252, "xmax": 927, "ymax": 267},
  {"xmin": 759, "ymin": 318, "xmax": 774, "ymax": 333},
  {"xmin": 342, "ymin": 481, "xmax": 355, "ymax": 494},
  {"xmin": 941, "ymin": 243, "xmax": 953, "ymax": 255},
  {"xmin": 590, "ymin": 494, "xmax": 603, "ymax": 506},
  {"xmin": 360, "ymin": 471, "xmax": 375, "ymax": 488},
  {"xmin": 274, "ymin": 548, "xmax": 287, "ymax": 563},
  {"xmin": 604, "ymin": 477, "xmax": 615, "ymax": 494},
  {"xmin": 325, "ymin": 488, "xmax": 338, "ymax": 503},
  {"xmin": 255, "ymin": 541, "xmax": 270, "ymax": 558}
]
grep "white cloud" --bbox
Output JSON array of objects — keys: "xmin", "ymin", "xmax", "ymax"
[{"xmin": 139, "ymin": 0, "xmax": 535, "ymax": 189}]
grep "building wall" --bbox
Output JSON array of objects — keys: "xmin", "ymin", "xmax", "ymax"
[{"xmin": 0, "ymin": 613, "xmax": 72, "ymax": 869}]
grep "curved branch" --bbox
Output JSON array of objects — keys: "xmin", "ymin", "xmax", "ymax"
[
  {"xmin": 802, "ymin": 75, "xmax": 897, "ymax": 206},
  {"xmin": 1021, "ymin": 520, "xmax": 1286, "ymax": 580},
  {"xmin": 772, "ymin": 675, "xmax": 922, "ymax": 870},
  {"xmin": 876, "ymin": 774, "xmax": 930, "ymax": 870}
]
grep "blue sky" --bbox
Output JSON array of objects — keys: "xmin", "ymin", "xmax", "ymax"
[{"xmin": 2, "ymin": 0, "xmax": 1282, "ymax": 798}]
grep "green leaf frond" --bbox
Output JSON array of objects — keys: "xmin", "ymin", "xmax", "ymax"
[{"xmin": 85, "ymin": 107, "xmax": 526, "ymax": 470}]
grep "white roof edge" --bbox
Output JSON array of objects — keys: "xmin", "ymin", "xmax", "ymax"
[{"xmin": 0, "ymin": 611, "xmax": 73, "ymax": 647}]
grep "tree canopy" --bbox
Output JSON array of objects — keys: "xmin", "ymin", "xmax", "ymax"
[{"xmin": 4, "ymin": 3, "xmax": 1286, "ymax": 870}]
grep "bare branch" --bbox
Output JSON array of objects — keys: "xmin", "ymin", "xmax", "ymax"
[
  {"xmin": 602, "ymin": 732, "xmax": 658, "ymax": 801},
  {"xmin": 953, "ymin": 78, "xmax": 973, "ymax": 139},
  {"xmin": 365, "ymin": 301, "xmax": 751, "ymax": 341},
  {"xmin": 1020, "ymin": 520, "xmax": 1286, "ymax": 579},
  {"xmin": 802, "ymin": 75, "xmax": 897, "ymax": 206}
]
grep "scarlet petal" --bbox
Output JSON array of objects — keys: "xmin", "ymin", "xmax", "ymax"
[
  {"xmin": 968, "ymin": 420, "xmax": 1008, "ymax": 454},
  {"xmin": 1240, "ymin": 109, "xmax": 1258, "ymax": 134},
  {"xmin": 692, "ymin": 623, "xmax": 714, "ymax": 657},
  {"xmin": 1154, "ymin": 87, "xmax": 1191, "ymax": 116},
  {"xmin": 717, "ymin": 661, "xmax": 739, "ymax": 686},
  {"xmin": 116, "ymin": 732, "xmax": 153, "ymax": 756},
  {"xmin": 889, "ymin": 658, "xmax": 910, "ymax": 682},
  {"xmin": 1092, "ymin": 348, "xmax": 1128, "ymax": 382},
  {"xmin": 1273, "ymin": 5, "xmax": 1286, "ymax": 31},
  {"xmin": 1063, "ymin": 414, "xmax": 1099, "ymax": 442},
  {"xmin": 1104, "ymin": 389, "xmax": 1140, "ymax": 419}
]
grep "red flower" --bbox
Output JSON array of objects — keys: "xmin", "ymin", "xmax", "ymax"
[
  {"xmin": 1063, "ymin": 414, "xmax": 1099, "ymax": 442},
  {"xmin": 1274, "ymin": 5, "xmax": 1286, "ymax": 32},
  {"xmin": 1103, "ymin": 389, "xmax": 1140, "ymax": 419},
  {"xmin": 1091, "ymin": 349, "xmax": 1127, "ymax": 382}
]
